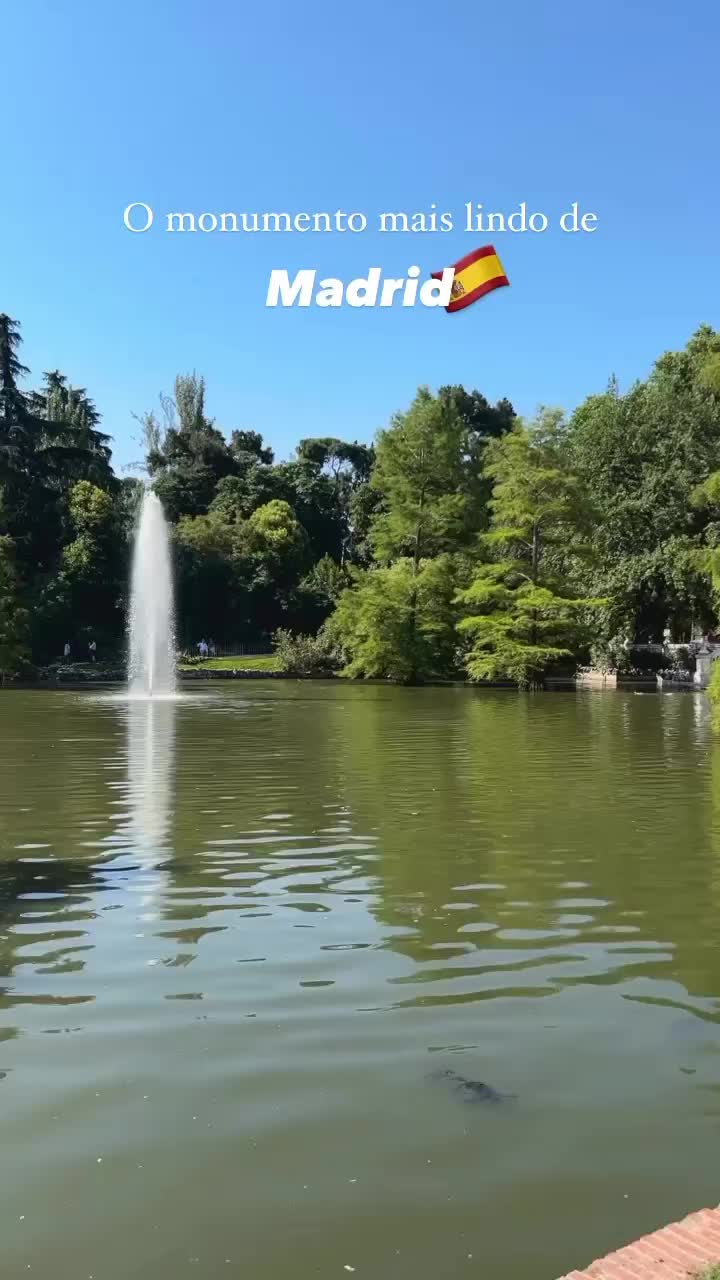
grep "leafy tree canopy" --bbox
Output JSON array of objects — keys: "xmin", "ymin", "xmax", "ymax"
[{"xmin": 3, "ymin": 310, "xmax": 720, "ymax": 687}]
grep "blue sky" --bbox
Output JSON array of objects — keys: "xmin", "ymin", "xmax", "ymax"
[{"xmin": 2, "ymin": 0, "xmax": 719, "ymax": 471}]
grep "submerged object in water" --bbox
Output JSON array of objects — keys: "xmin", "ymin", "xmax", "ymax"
[{"xmin": 431, "ymin": 1067, "xmax": 516, "ymax": 1105}]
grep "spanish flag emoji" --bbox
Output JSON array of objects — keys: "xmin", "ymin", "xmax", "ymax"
[{"xmin": 432, "ymin": 245, "xmax": 509, "ymax": 313}]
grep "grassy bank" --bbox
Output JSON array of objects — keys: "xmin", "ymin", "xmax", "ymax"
[{"xmin": 177, "ymin": 655, "xmax": 281, "ymax": 673}]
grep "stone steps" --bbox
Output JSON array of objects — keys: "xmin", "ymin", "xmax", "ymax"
[{"xmin": 558, "ymin": 1205, "xmax": 720, "ymax": 1279}]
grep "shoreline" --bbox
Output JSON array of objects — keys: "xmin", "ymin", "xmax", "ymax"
[{"xmin": 1, "ymin": 669, "xmax": 677, "ymax": 692}]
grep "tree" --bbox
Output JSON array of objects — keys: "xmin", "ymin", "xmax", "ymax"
[
  {"xmin": 293, "ymin": 554, "xmax": 349, "ymax": 633},
  {"xmin": 0, "ymin": 313, "xmax": 30, "ymax": 427},
  {"xmin": 176, "ymin": 511, "xmax": 235, "ymax": 560},
  {"xmin": 296, "ymin": 437, "xmax": 373, "ymax": 481},
  {"xmin": 0, "ymin": 536, "xmax": 28, "ymax": 680},
  {"xmin": 68, "ymin": 479, "xmax": 115, "ymax": 539},
  {"xmin": 317, "ymin": 386, "xmax": 515, "ymax": 682},
  {"xmin": 244, "ymin": 499, "xmax": 308, "ymax": 577},
  {"xmin": 371, "ymin": 387, "xmax": 471, "ymax": 565},
  {"xmin": 14, "ymin": 304, "xmax": 720, "ymax": 685},
  {"xmin": 328, "ymin": 554, "xmax": 465, "ymax": 683},
  {"xmin": 437, "ymin": 386, "xmax": 516, "ymax": 441},
  {"xmin": 437, "ymin": 385, "xmax": 516, "ymax": 530},
  {"xmin": 174, "ymin": 510, "xmax": 240, "ymax": 646},
  {"xmin": 568, "ymin": 327, "xmax": 720, "ymax": 641},
  {"xmin": 1, "ymin": 316, "xmax": 121, "ymax": 659},
  {"xmin": 273, "ymin": 459, "xmax": 345, "ymax": 563},
  {"xmin": 1, "ymin": 327, "xmax": 114, "ymax": 524},
  {"xmin": 688, "ymin": 469, "xmax": 720, "ymax": 629},
  {"xmin": 30, "ymin": 370, "xmax": 114, "ymax": 491},
  {"xmin": 147, "ymin": 374, "xmax": 237, "ymax": 520},
  {"xmin": 457, "ymin": 415, "xmax": 603, "ymax": 687},
  {"xmin": 229, "ymin": 429, "xmax": 274, "ymax": 468},
  {"xmin": 175, "ymin": 497, "xmax": 313, "ymax": 645},
  {"xmin": 59, "ymin": 482, "xmax": 124, "ymax": 650},
  {"xmin": 296, "ymin": 437, "xmax": 375, "ymax": 563},
  {"xmin": 0, "ymin": 314, "xmax": 39, "ymax": 545},
  {"xmin": 300, "ymin": 554, "xmax": 347, "ymax": 608},
  {"xmin": 699, "ymin": 352, "xmax": 720, "ymax": 396}
]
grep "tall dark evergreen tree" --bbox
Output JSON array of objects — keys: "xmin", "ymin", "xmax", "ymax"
[{"xmin": 0, "ymin": 313, "xmax": 30, "ymax": 427}]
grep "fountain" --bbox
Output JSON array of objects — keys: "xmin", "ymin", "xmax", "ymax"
[{"xmin": 128, "ymin": 489, "xmax": 176, "ymax": 697}]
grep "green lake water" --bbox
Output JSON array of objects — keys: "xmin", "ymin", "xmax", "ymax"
[{"xmin": 1, "ymin": 683, "xmax": 720, "ymax": 1279}]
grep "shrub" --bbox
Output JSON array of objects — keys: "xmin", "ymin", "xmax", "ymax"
[
  {"xmin": 708, "ymin": 659, "xmax": 720, "ymax": 719},
  {"xmin": 273, "ymin": 628, "xmax": 337, "ymax": 676},
  {"xmin": 589, "ymin": 628, "xmax": 631, "ymax": 673},
  {"xmin": 178, "ymin": 651, "xmax": 202, "ymax": 666}
]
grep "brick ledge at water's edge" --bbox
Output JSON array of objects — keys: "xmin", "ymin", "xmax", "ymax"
[{"xmin": 557, "ymin": 1204, "xmax": 720, "ymax": 1279}]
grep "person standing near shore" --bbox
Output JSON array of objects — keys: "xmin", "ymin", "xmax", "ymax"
[{"xmin": 63, "ymin": 642, "xmax": 71, "ymax": 662}]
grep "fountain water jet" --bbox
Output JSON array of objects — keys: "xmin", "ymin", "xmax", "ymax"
[{"xmin": 128, "ymin": 489, "xmax": 176, "ymax": 697}]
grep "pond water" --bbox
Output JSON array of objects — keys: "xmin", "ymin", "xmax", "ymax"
[{"xmin": 1, "ymin": 684, "xmax": 720, "ymax": 1280}]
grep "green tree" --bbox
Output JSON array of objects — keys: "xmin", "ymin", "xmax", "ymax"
[
  {"xmin": 147, "ymin": 374, "xmax": 237, "ymax": 520},
  {"xmin": 569, "ymin": 327, "xmax": 720, "ymax": 642},
  {"xmin": 0, "ymin": 536, "xmax": 28, "ymax": 680},
  {"xmin": 68, "ymin": 480, "xmax": 115, "ymax": 538},
  {"xmin": 437, "ymin": 385, "xmax": 516, "ymax": 442},
  {"xmin": 1, "ymin": 316, "xmax": 123, "ymax": 659},
  {"xmin": 1, "ymin": 322, "xmax": 115, "ymax": 544},
  {"xmin": 322, "ymin": 386, "xmax": 514, "ymax": 682},
  {"xmin": 0, "ymin": 314, "xmax": 41, "ymax": 552},
  {"xmin": 229, "ymin": 429, "xmax": 274, "ymax": 468},
  {"xmin": 437, "ymin": 384, "xmax": 516, "ymax": 520},
  {"xmin": 58, "ymin": 482, "xmax": 124, "ymax": 652},
  {"xmin": 300, "ymin": 554, "xmax": 347, "ymax": 608},
  {"xmin": 293, "ymin": 554, "xmax": 349, "ymax": 633},
  {"xmin": 31, "ymin": 370, "xmax": 114, "ymax": 490},
  {"xmin": 457, "ymin": 416, "xmax": 603, "ymax": 686},
  {"xmin": 328, "ymin": 554, "xmax": 465, "ymax": 683},
  {"xmin": 175, "ymin": 498, "xmax": 313, "ymax": 645},
  {"xmin": 174, "ymin": 510, "xmax": 240, "ymax": 646},
  {"xmin": 244, "ymin": 499, "xmax": 308, "ymax": 576},
  {"xmin": 371, "ymin": 387, "xmax": 470, "ymax": 565},
  {"xmin": 296, "ymin": 437, "xmax": 374, "ymax": 563},
  {"xmin": 273, "ymin": 459, "xmax": 345, "ymax": 564},
  {"xmin": 0, "ymin": 313, "xmax": 30, "ymax": 428}
]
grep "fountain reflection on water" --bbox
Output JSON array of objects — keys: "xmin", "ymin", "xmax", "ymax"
[
  {"xmin": 128, "ymin": 489, "xmax": 176, "ymax": 698},
  {"xmin": 125, "ymin": 695, "xmax": 176, "ymax": 859}
]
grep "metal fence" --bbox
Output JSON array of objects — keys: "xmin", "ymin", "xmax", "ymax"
[{"xmin": 181, "ymin": 640, "xmax": 273, "ymax": 658}]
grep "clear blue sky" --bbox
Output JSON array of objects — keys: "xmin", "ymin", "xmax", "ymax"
[{"xmin": 3, "ymin": 0, "xmax": 719, "ymax": 471}]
